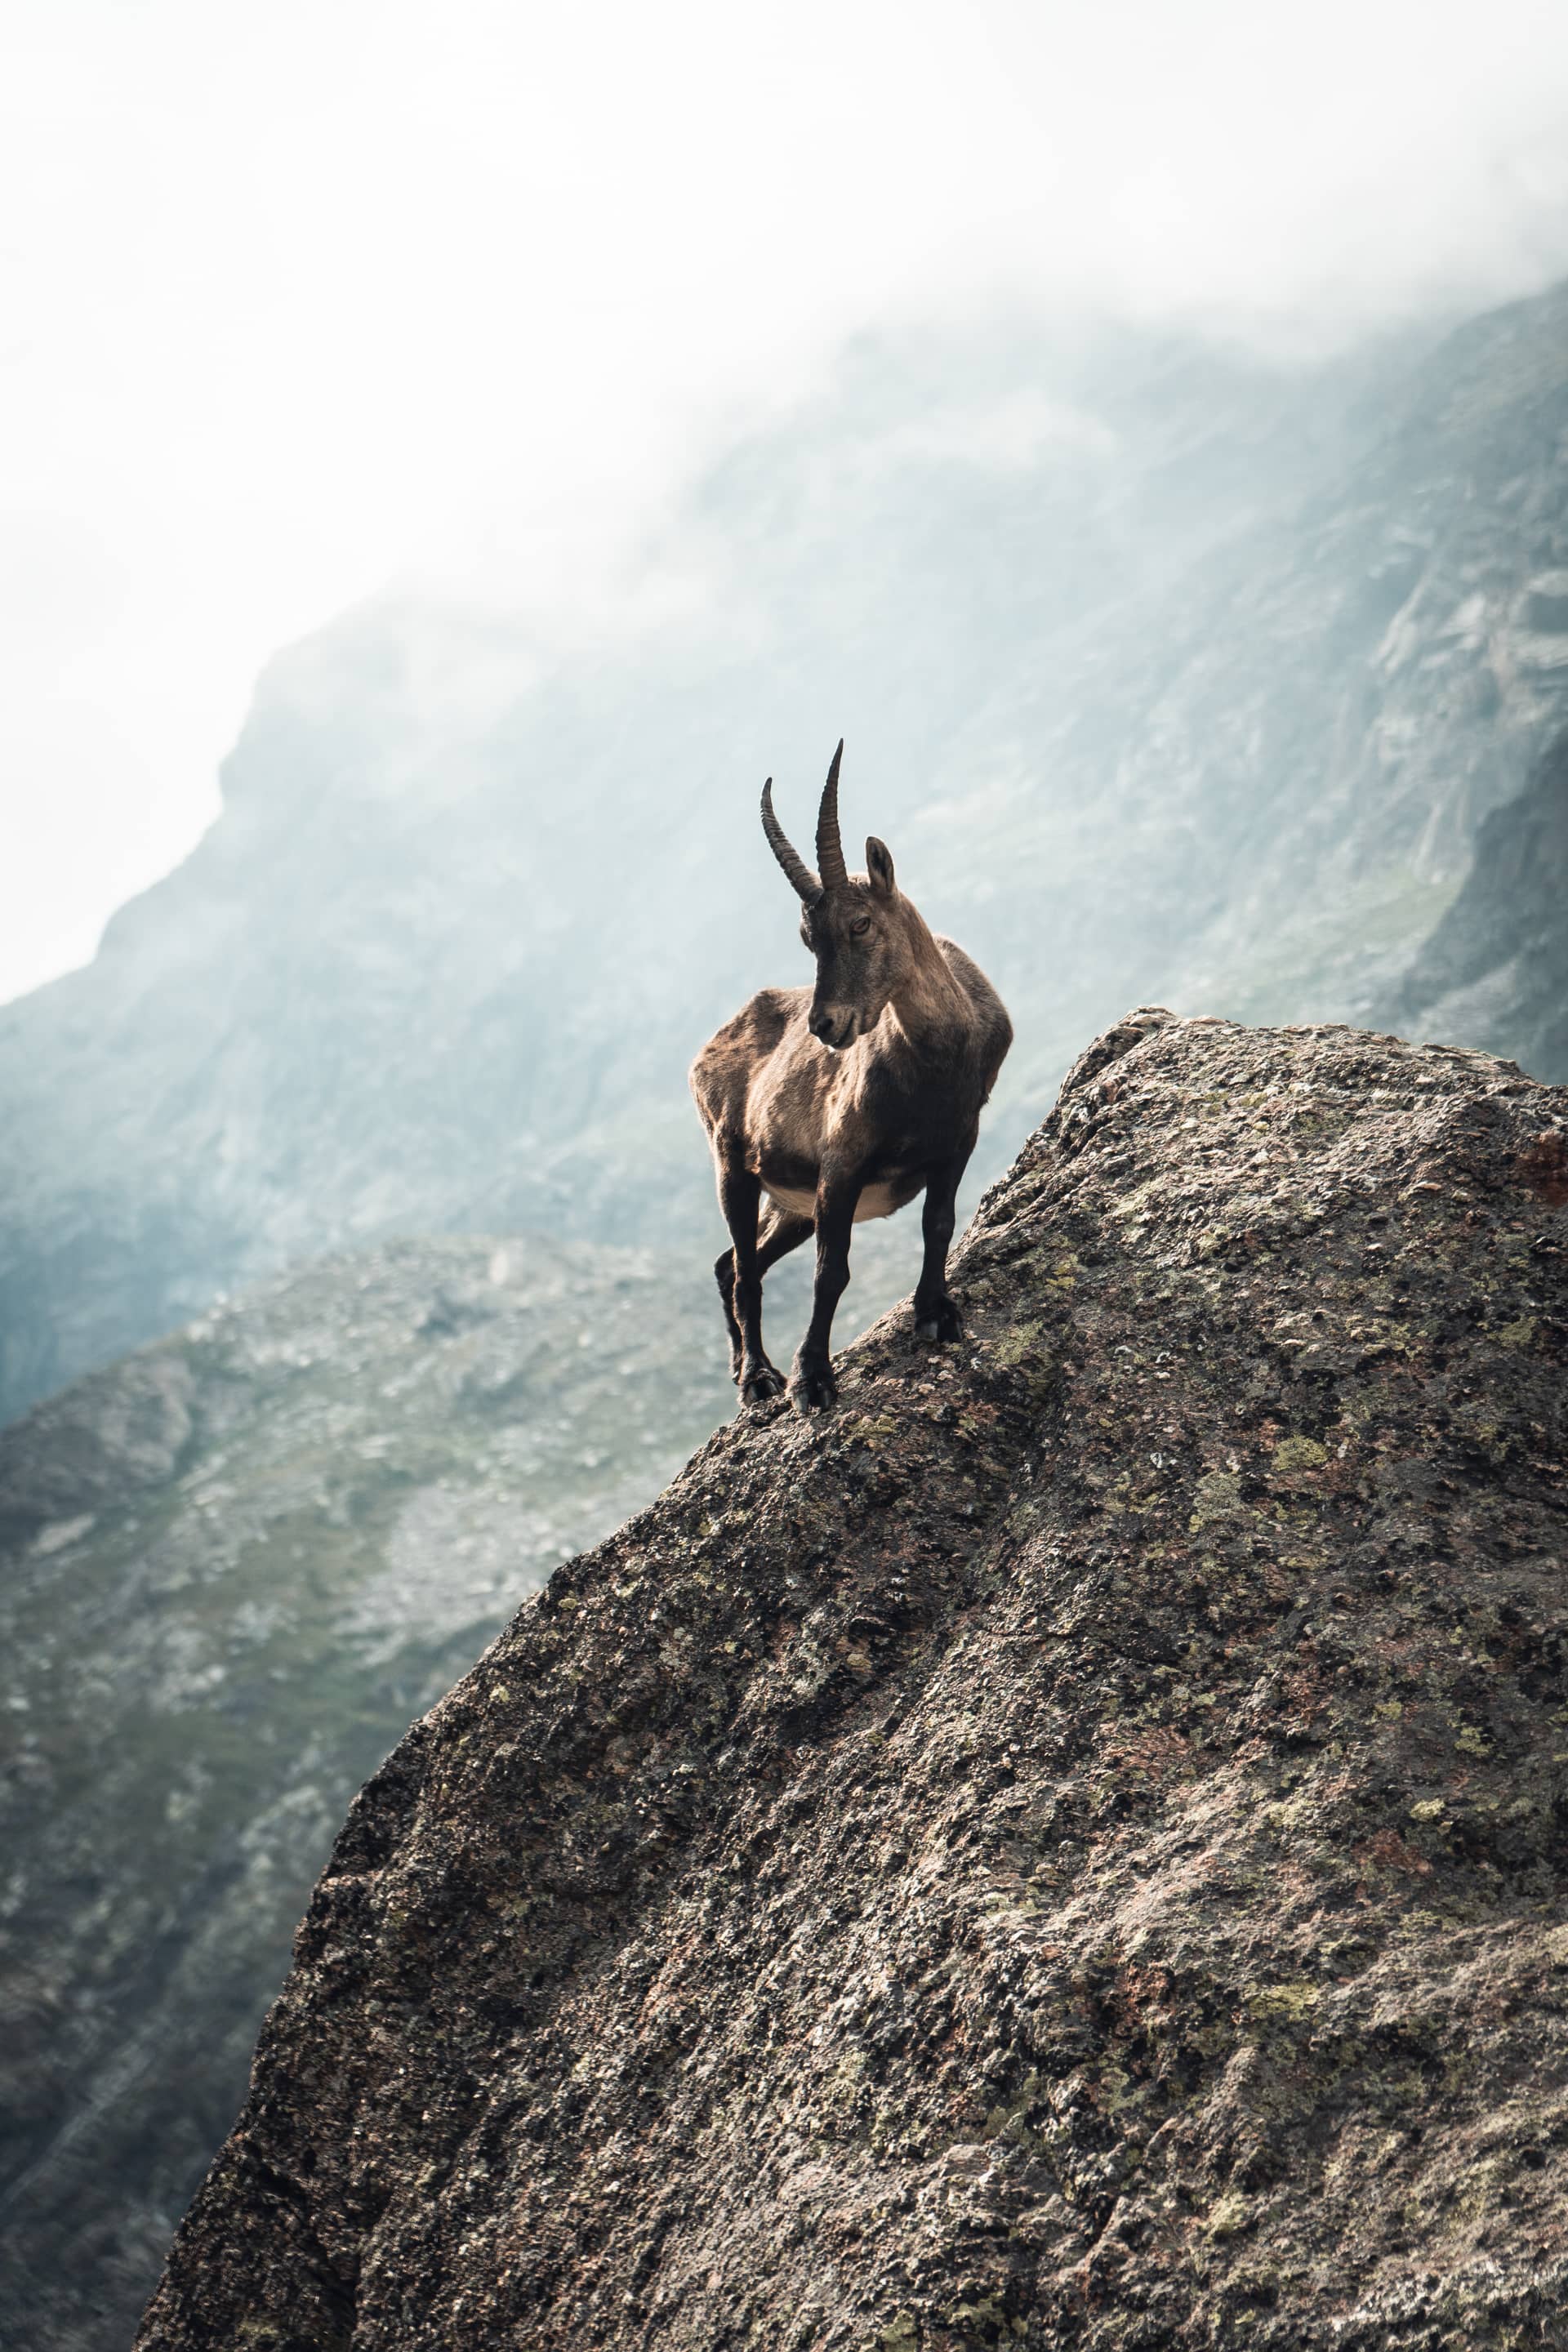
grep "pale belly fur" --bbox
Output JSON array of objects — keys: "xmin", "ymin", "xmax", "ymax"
[{"xmin": 764, "ymin": 1179, "xmax": 912, "ymax": 1223}]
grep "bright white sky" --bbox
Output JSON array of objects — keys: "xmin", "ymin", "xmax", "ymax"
[{"xmin": 3, "ymin": 0, "xmax": 1567, "ymax": 1004}]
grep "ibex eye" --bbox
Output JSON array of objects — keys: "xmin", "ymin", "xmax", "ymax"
[{"xmin": 851, "ymin": 916, "xmax": 871, "ymax": 937}]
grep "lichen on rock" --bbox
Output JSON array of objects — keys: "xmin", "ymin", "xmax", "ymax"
[{"xmin": 136, "ymin": 1012, "xmax": 1567, "ymax": 2351}]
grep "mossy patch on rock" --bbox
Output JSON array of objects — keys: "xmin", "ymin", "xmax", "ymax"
[{"xmin": 1272, "ymin": 1434, "xmax": 1327, "ymax": 1472}]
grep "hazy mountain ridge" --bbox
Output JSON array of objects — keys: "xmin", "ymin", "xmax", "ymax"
[
  {"xmin": 0, "ymin": 1234, "xmax": 733, "ymax": 2352},
  {"xmin": 131, "ymin": 1010, "xmax": 1568, "ymax": 2350},
  {"xmin": 2, "ymin": 284, "xmax": 1566, "ymax": 1425},
  {"xmin": 912, "ymin": 282, "xmax": 1568, "ymax": 1102}
]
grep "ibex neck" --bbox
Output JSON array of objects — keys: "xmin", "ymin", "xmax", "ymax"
[{"xmin": 884, "ymin": 900, "xmax": 970, "ymax": 1054}]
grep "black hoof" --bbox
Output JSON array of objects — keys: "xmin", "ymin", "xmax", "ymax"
[
  {"xmin": 740, "ymin": 1364, "xmax": 786, "ymax": 1405},
  {"xmin": 789, "ymin": 1359, "xmax": 838, "ymax": 1414},
  {"xmin": 915, "ymin": 1295, "xmax": 963, "ymax": 1343}
]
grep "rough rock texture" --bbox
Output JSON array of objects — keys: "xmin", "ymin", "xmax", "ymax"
[
  {"xmin": 0, "ymin": 1237, "xmax": 731, "ymax": 2352},
  {"xmin": 136, "ymin": 1013, "xmax": 1567, "ymax": 2350},
  {"xmin": 1390, "ymin": 725, "xmax": 1568, "ymax": 1085},
  {"xmin": 6, "ymin": 278, "xmax": 1568, "ymax": 1423}
]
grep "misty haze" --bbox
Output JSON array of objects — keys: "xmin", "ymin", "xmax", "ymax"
[{"xmin": 2, "ymin": 5, "xmax": 1567, "ymax": 2347}]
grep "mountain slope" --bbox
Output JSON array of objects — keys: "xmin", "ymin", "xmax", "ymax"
[
  {"xmin": 4, "ymin": 283, "xmax": 1567, "ymax": 1423},
  {"xmin": 0, "ymin": 1236, "xmax": 733, "ymax": 2352},
  {"xmin": 136, "ymin": 1010, "xmax": 1568, "ymax": 2350},
  {"xmin": 907, "ymin": 281, "xmax": 1568, "ymax": 1111}
]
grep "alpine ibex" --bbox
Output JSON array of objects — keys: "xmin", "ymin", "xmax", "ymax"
[{"xmin": 690, "ymin": 742, "xmax": 1013, "ymax": 1414}]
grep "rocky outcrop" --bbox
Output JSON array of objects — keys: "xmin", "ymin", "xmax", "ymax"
[
  {"xmin": 1388, "ymin": 725, "xmax": 1568, "ymax": 1084},
  {"xmin": 5, "ymin": 280, "xmax": 1568, "ymax": 1424},
  {"xmin": 0, "ymin": 1237, "xmax": 732, "ymax": 2352},
  {"xmin": 136, "ymin": 1013, "xmax": 1568, "ymax": 2350}
]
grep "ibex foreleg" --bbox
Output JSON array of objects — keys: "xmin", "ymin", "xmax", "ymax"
[
  {"xmin": 913, "ymin": 1154, "xmax": 967, "ymax": 1342},
  {"xmin": 789, "ymin": 1168, "xmax": 861, "ymax": 1413}
]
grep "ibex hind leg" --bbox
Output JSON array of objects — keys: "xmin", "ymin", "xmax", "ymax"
[
  {"xmin": 713, "ymin": 1248, "xmax": 745, "ymax": 1379},
  {"xmin": 759, "ymin": 1205, "xmax": 813, "ymax": 1269},
  {"xmin": 714, "ymin": 1206, "xmax": 810, "ymax": 1388},
  {"xmin": 739, "ymin": 1205, "xmax": 813, "ymax": 1401},
  {"xmin": 719, "ymin": 1169, "xmax": 808, "ymax": 1406}
]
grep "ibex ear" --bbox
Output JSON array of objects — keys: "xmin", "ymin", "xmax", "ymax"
[{"xmin": 865, "ymin": 836, "xmax": 896, "ymax": 898}]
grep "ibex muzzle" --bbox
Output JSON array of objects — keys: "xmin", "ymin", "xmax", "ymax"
[{"xmin": 691, "ymin": 741, "xmax": 1013, "ymax": 1414}]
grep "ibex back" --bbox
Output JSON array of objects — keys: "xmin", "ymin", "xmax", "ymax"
[{"xmin": 689, "ymin": 742, "xmax": 1013, "ymax": 1414}]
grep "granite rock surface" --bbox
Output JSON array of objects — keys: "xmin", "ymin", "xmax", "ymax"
[{"xmin": 136, "ymin": 1012, "xmax": 1568, "ymax": 2350}]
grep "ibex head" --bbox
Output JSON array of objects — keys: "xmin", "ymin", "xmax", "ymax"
[{"xmin": 760, "ymin": 742, "xmax": 903, "ymax": 1052}]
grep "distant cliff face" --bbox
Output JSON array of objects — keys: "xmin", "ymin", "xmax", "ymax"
[
  {"xmin": 1388, "ymin": 725, "xmax": 1568, "ymax": 1082},
  {"xmin": 925, "ymin": 286, "xmax": 1568, "ymax": 1093},
  {"xmin": 136, "ymin": 1013, "xmax": 1568, "ymax": 2351},
  {"xmin": 3, "ymin": 285, "xmax": 1567, "ymax": 1423},
  {"xmin": 0, "ymin": 1236, "xmax": 732, "ymax": 2352}
]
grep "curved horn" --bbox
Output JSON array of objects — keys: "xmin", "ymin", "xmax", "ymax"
[
  {"xmin": 816, "ymin": 738, "xmax": 848, "ymax": 893},
  {"xmin": 760, "ymin": 777, "xmax": 820, "ymax": 902}
]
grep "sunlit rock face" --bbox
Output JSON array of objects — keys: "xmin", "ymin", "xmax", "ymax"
[
  {"xmin": 0, "ymin": 1236, "xmax": 731, "ymax": 2352},
  {"xmin": 2, "ymin": 283, "xmax": 1567, "ymax": 1425},
  {"xmin": 136, "ymin": 1012, "xmax": 1568, "ymax": 2352}
]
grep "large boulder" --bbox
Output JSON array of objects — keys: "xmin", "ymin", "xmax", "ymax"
[{"xmin": 136, "ymin": 1012, "xmax": 1568, "ymax": 2350}]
